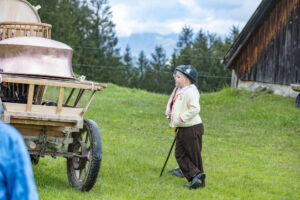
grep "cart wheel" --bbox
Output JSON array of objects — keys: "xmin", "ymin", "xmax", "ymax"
[
  {"xmin": 67, "ymin": 119, "xmax": 102, "ymax": 191},
  {"xmin": 30, "ymin": 155, "xmax": 40, "ymax": 165}
]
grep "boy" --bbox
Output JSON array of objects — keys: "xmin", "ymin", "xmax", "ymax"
[
  {"xmin": 165, "ymin": 71, "xmax": 200, "ymax": 178},
  {"xmin": 169, "ymin": 65, "xmax": 205, "ymax": 189}
]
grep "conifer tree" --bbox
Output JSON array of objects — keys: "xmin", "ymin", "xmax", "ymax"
[
  {"xmin": 136, "ymin": 51, "xmax": 149, "ymax": 88},
  {"xmin": 122, "ymin": 45, "xmax": 135, "ymax": 86},
  {"xmin": 148, "ymin": 46, "xmax": 170, "ymax": 93}
]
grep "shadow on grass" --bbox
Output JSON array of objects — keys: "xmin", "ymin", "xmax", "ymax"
[{"xmin": 33, "ymin": 159, "xmax": 71, "ymax": 191}]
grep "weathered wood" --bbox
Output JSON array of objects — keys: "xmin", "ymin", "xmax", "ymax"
[
  {"xmin": 36, "ymin": 85, "xmax": 46, "ymax": 104},
  {"xmin": 2, "ymin": 102, "xmax": 84, "ymax": 129},
  {"xmin": 227, "ymin": 0, "xmax": 300, "ymax": 85},
  {"xmin": 3, "ymin": 102, "xmax": 83, "ymax": 117},
  {"xmin": 81, "ymin": 90, "xmax": 96, "ymax": 116},
  {"xmin": 16, "ymin": 128, "xmax": 64, "ymax": 137},
  {"xmin": 65, "ymin": 88, "xmax": 75, "ymax": 105},
  {"xmin": 10, "ymin": 118, "xmax": 76, "ymax": 127},
  {"xmin": 297, "ymin": 1, "xmax": 300, "ymax": 83},
  {"xmin": 73, "ymin": 89, "xmax": 85, "ymax": 107},
  {"xmin": 56, "ymin": 87, "xmax": 64, "ymax": 114},
  {"xmin": 0, "ymin": 22, "xmax": 52, "ymax": 40},
  {"xmin": 26, "ymin": 84, "xmax": 34, "ymax": 112},
  {"xmin": 1, "ymin": 74, "xmax": 106, "ymax": 91}
]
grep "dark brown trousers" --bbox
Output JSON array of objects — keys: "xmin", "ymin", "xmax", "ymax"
[{"xmin": 175, "ymin": 123, "xmax": 204, "ymax": 182}]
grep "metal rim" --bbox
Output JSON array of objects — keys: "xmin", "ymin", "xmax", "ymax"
[{"xmin": 71, "ymin": 125, "xmax": 92, "ymax": 183}]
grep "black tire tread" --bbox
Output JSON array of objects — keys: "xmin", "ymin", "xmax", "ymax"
[{"xmin": 67, "ymin": 119, "xmax": 102, "ymax": 191}]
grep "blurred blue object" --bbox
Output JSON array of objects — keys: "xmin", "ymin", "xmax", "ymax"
[{"xmin": 0, "ymin": 104, "xmax": 39, "ymax": 200}]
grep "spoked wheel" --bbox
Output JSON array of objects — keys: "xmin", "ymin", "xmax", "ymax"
[{"xmin": 67, "ymin": 119, "xmax": 102, "ymax": 191}]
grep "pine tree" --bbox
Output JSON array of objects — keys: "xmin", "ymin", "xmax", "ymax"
[
  {"xmin": 122, "ymin": 45, "xmax": 135, "ymax": 86},
  {"xmin": 176, "ymin": 25, "xmax": 194, "ymax": 49},
  {"xmin": 80, "ymin": 0, "xmax": 122, "ymax": 83},
  {"xmin": 174, "ymin": 26, "xmax": 194, "ymax": 66},
  {"xmin": 136, "ymin": 51, "xmax": 149, "ymax": 88},
  {"xmin": 148, "ymin": 46, "xmax": 170, "ymax": 93}
]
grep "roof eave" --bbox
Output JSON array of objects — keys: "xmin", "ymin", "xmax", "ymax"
[{"xmin": 223, "ymin": 0, "xmax": 275, "ymax": 69}]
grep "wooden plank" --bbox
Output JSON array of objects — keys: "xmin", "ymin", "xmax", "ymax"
[
  {"xmin": 268, "ymin": 10, "xmax": 275, "ymax": 83},
  {"xmin": 73, "ymin": 89, "xmax": 85, "ymax": 107},
  {"xmin": 1, "ymin": 27, "xmax": 6, "ymax": 40},
  {"xmin": 290, "ymin": 0, "xmax": 297, "ymax": 83},
  {"xmin": 1, "ymin": 75, "xmax": 106, "ymax": 91},
  {"xmin": 12, "ymin": 123, "xmax": 80, "ymax": 134},
  {"xmin": 285, "ymin": 0, "xmax": 293, "ymax": 85},
  {"xmin": 13, "ymin": 123, "xmax": 64, "ymax": 131},
  {"xmin": 256, "ymin": 22, "xmax": 262, "ymax": 81},
  {"xmin": 0, "ymin": 22, "xmax": 52, "ymax": 28},
  {"xmin": 56, "ymin": 87, "xmax": 64, "ymax": 114},
  {"xmin": 278, "ymin": 1, "xmax": 285, "ymax": 85},
  {"xmin": 274, "ymin": 2, "xmax": 280, "ymax": 83},
  {"xmin": 30, "ymin": 25, "xmax": 34, "ymax": 36},
  {"xmin": 17, "ymin": 128, "xmax": 64, "ymax": 137},
  {"xmin": 81, "ymin": 91, "xmax": 96, "ymax": 116},
  {"xmin": 26, "ymin": 84, "xmax": 34, "ymax": 112},
  {"xmin": 10, "ymin": 118, "xmax": 76, "ymax": 128},
  {"xmin": 296, "ymin": 0, "xmax": 300, "ymax": 83},
  {"xmin": 3, "ymin": 102, "xmax": 83, "ymax": 116},
  {"xmin": 36, "ymin": 86, "xmax": 46, "ymax": 105}
]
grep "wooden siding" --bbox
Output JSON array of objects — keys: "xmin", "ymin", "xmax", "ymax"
[{"xmin": 230, "ymin": 0, "xmax": 300, "ymax": 85}]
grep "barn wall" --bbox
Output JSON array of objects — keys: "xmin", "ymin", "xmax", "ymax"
[{"xmin": 231, "ymin": 0, "xmax": 300, "ymax": 85}]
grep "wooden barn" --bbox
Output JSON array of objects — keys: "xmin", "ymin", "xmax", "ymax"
[{"xmin": 223, "ymin": 0, "xmax": 300, "ymax": 99}]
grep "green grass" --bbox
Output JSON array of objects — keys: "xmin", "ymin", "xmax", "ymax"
[{"xmin": 33, "ymin": 84, "xmax": 300, "ymax": 200}]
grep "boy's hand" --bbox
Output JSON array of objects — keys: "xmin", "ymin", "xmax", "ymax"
[
  {"xmin": 165, "ymin": 112, "xmax": 171, "ymax": 119},
  {"xmin": 178, "ymin": 116, "xmax": 183, "ymax": 122}
]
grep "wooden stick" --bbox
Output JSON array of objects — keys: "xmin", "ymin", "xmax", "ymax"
[
  {"xmin": 65, "ymin": 88, "xmax": 75, "ymax": 105},
  {"xmin": 160, "ymin": 136, "xmax": 177, "ymax": 177},
  {"xmin": 81, "ymin": 91, "xmax": 96, "ymax": 116},
  {"xmin": 26, "ymin": 84, "xmax": 34, "ymax": 112},
  {"xmin": 56, "ymin": 87, "xmax": 65, "ymax": 114}
]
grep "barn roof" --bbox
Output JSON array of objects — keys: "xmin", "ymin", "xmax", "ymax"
[{"xmin": 223, "ymin": 0, "xmax": 275, "ymax": 69}]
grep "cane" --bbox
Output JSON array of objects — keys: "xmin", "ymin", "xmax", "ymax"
[{"xmin": 159, "ymin": 135, "xmax": 177, "ymax": 177}]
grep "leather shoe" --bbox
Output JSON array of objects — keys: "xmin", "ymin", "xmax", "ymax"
[
  {"xmin": 184, "ymin": 180, "xmax": 201, "ymax": 189},
  {"xmin": 184, "ymin": 173, "xmax": 206, "ymax": 189},
  {"xmin": 168, "ymin": 167, "xmax": 184, "ymax": 178}
]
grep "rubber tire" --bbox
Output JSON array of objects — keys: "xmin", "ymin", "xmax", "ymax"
[
  {"xmin": 67, "ymin": 119, "xmax": 102, "ymax": 191},
  {"xmin": 30, "ymin": 155, "xmax": 40, "ymax": 165}
]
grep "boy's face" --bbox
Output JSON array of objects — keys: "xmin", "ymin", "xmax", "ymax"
[{"xmin": 174, "ymin": 71, "xmax": 190, "ymax": 88}]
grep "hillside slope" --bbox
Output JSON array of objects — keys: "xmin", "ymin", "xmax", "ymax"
[{"xmin": 34, "ymin": 84, "xmax": 300, "ymax": 200}]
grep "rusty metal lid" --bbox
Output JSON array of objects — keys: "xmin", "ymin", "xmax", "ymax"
[{"xmin": 0, "ymin": 37, "xmax": 75, "ymax": 79}]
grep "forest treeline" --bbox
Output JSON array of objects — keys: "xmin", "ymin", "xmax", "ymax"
[{"xmin": 28, "ymin": 0, "xmax": 239, "ymax": 93}]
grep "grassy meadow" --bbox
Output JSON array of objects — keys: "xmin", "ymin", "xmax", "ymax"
[{"xmin": 33, "ymin": 84, "xmax": 300, "ymax": 200}]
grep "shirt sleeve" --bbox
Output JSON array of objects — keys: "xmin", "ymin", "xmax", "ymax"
[
  {"xmin": 0, "ymin": 124, "xmax": 39, "ymax": 200},
  {"xmin": 165, "ymin": 88, "xmax": 176, "ymax": 114},
  {"xmin": 180, "ymin": 90, "xmax": 200, "ymax": 122}
]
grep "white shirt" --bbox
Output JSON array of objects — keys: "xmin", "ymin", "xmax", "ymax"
[{"xmin": 169, "ymin": 84, "xmax": 202, "ymax": 127}]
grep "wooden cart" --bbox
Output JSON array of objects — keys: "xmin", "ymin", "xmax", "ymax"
[
  {"xmin": 0, "ymin": 18, "xmax": 106, "ymax": 191},
  {"xmin": 0, "ymin": 74, "xmax": 106, "ymax": 191}
]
